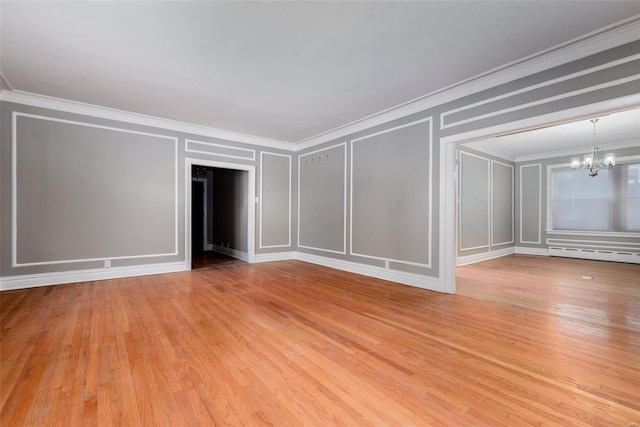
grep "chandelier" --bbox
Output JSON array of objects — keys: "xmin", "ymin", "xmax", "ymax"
[{"xmin": 570, "ymin": 118, "xmax": 615, "ymax": 177}]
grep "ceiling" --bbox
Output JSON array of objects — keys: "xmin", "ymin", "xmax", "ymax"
[
  {"xmin": 1, "ymin": 1, "xmax": 639, "ymax": 143},
  {"xmin": 464, "ymin": 107, "xmax": 640, "ymax": 161}
]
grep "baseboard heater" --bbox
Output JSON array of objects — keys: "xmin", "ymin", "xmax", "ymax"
[{"xmin": 548, "ymin": 246, "xmax": 639, "ymax": 264}]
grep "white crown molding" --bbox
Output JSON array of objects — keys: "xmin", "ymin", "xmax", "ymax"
[
  {"xmin": 295, "ymin": 16, "xmax": 640, "ymax": 150},
  {"xmin": 0, "ymin": 90, "xmax": 295, "ymax": 151},
  {"xmin": 441, "ymin": 94, "xmax": 640, "ymax": 146},
  {"xmin": 515, "ymin": 139, "xmax": 640, "ymax": 162}
]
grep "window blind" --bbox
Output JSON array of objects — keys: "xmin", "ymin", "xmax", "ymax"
[{"xmin": 550, "ymin": 162, "xmax": 640, "ymax": 233}]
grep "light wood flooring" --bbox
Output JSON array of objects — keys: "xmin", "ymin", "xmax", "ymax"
[{"xmin": 1, "ymin": 255, "xmax": 639, "ymax": 425}]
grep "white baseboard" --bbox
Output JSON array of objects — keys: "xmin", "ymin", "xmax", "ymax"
[
  {"xmin": 0, "ymin": 251, "xmax": 443, "ymax": 293},
  {"xmin": 456, "ymin": 247, "xmax": 515, "ymax": 266},
  {"xmin": 254, "ymin": 252, "xmax": 296, "ymax": 263},
  {"xmin": 515, "ymin": 247, "xmax": 550, "ymax": 256},
  {"xmin": 211, "ymin": 245, "xmax": 248, "ymax": 262},
  {"xmin": 0, "ymin": 261, "xmax": 188, "ymax": 291},
  {"xmin": 296, "ymin": 252, "xmax": 442, "ymax": 292}
]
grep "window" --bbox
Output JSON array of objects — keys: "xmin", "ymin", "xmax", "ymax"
[{"xmin": 550, "ymin": 161, "xmax": 640, "ymax": 233}]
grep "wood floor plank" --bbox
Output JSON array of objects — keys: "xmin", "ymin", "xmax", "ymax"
[{"xmin": 1, "ymin": 255, "xmax": 639, "ymax": 425}]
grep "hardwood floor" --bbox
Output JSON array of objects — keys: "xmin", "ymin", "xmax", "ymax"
[{"xmin": 1, "ymin": 255, "xmax": 638, "ymax": 426}]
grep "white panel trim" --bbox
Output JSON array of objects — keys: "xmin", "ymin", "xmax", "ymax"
[
  {"xmin": 297, "ymin": 143, "xmax": 347, "ymax": 255},
  {"xmin": 11, "ymin": 112, "xmax": 180, "ymax": 268},
  {"xmin": 491, "ymin": 160, "xmax": 515, "ymax": 246},
  {"xmin": 519, "ymin": 163, "xmax": 542, "ymax": 244},
  {"xmin": 1, "ymin": 90, "xmax": 292, "ymax": 150},
  {"xmin": 515, "ymin": 247, "xmax": 550, "ymax": 256},
  {"xmin": 439, "ymin": 94, "xmax": 640, "ymax": 147},
  {"xmin": 185, "ymin": 158, "xmax": 256, "ymax": 267},
  {"xmin": 441, "ymin": 55, "xmax": 640, "ymax": 129},
  {"xmin": 349, "ymin": 117, "xmax": 432, "ymax": 268},
  {"xmin": 295, "ymin": 17, "xmax": 640, "ymax": 149},
  {"xmin": 456, "ymin": 247, "xmax": 515, "ymax": 266},
  {"xmin": 259, "ymin": 152, "xmax": 292, "ymax": 249},
  {"xmin": 459, "ymin": 151, "xmax": 491, "ymax": 252},
  {"xmin": 185, "ymin": 138, "xmax": 256, "ymax": 161},
  {"xmin": 296, "ymin": 252, "xmax": 441, "ymax": 292},
  {"xmin": 0, "ymin": 261, "xmax": 188, "ymax": 291}
]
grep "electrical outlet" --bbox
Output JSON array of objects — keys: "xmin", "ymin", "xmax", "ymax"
[{"xmin": 104, "ymin": 259, "xmax": 111, "ymax": 268}]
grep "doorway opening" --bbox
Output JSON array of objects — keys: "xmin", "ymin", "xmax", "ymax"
[
  {"xmin": 440, "ymin": 96, "xmax": 638, "ymax": 295},
  {"xmin": 186, "ymin": 159, "xmax": 256, "ymax": 270}
]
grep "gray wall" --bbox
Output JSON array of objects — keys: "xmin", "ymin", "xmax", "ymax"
[
  {"xmin": 1, "ymin": 38, "xmax": 637, "ymax": 288},
  {"xmin": 298, "ymin": 144, "xmax": 346, "ymax": 254},
  {"xmin": 295, "ymin": 41, "xmax": 637, "ymax": 282},
  {"xmin": 0, "ymin": 102, "xmax": 293, "ymax": 279},
  {"xmin": 260, "ymin": 152, "xmax": 291, "ymax": 248},
  {"xmin": 457, "ymin": 147, "xmax": 514, "ymax": 258},
  {"xmin": 297, "ymin": 115, "xmax": 437, "ymax": 277}
]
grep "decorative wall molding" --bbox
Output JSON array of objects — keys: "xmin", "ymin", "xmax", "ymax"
[
  {"xmin": 295, "ymin": 16, "xmax": 640, "ymax": 149},
  {"xmin": 185, "ymin": 138, "xmax": 256, "ymax": 161},
  {"xmin": 297, "ymin": 143, "xmax": 347, "ymax": 255},
  {"xmin": 0, "ymin": 261, "xmax": 188, "ymax": 291},
  {"xmin": 459, "ymin": 151, "xmax": 491, "ymax": 252},
  {"xmin": 456, "ymin": 247, "xmax": 515, "ymax": 266},
  {"xmin": 259, "ymin": 152, "xmax": 292, "ymax": 249},
  {"xmin": 349, "ymin": 117, "xmax": 433, "ymax": 268},
  {"xmin": 11, "ymin": 112, "xmax": 180, "ymax": 267},
  {"xmin": 440, "ymin": 56, "xmax": 640, "ymax": 130},
  {"xmin": 490, "ymin": 160, "xmax": 515, "ymax": 246},
  {"xmin": 519, "ymin": 163, "xmax": 542, "ymax": 245},
  {"xmin": 1, "ymin": 90, "xmax": 292, "ymax": 150},
  {"xmin": 439, "ymin": 94, "xmax": 640, "ymax": 147}
]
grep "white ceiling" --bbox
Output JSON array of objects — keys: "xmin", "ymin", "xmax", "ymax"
[
  {"xmin": 1, "ymin": 1, "xmax": 639, "ymax": 143},
  {"xmin": 464, "ymin": 108, "xmax": 640, "ymax": 161}
]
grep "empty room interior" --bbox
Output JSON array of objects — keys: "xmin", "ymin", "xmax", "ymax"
[{"xmin": 1, "ymin": 2, "xmax": 639, "ymax": 425}]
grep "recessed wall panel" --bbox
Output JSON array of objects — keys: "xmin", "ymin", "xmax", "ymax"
[
  {"xmin": 351, "ymin": 119, "xmax": 431, "ymax": 266},
  {"xmin": 14, "ymin": 114, "xmax": 177, "ymax": 265},
  {"xmin": 520, "ymin": 164, "xmax": 542, "ymax": 244},
  {"xmin": 260, "ymin": 152, "xmax": 291, "ymax": 248},
  {"xmin": 492, "ymin": 161, "xmax": 514, "ymax": 245},
  {"xmin": 459, "ymin": 152, "xmax": 490, "ymax": 251},
  {"xmin": 298, "ymin": 144, "xmax": 346, "ymax": 253}
]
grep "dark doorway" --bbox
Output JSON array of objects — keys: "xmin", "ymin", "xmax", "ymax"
[
  {"xmin": 191, "ymin": 180, "xmax": 205, "ymax": 261},
  {"xmin": 191, "ymin": 164, "xmax": 246, "ymax": 270}
]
